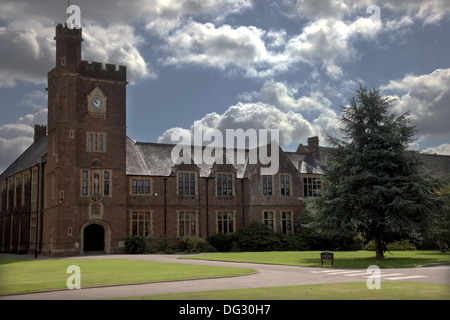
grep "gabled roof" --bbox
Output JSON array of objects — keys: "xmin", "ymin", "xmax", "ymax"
[
  {"xmin": 125, "ymin": 136, "xmax": 256, "ymax": 178},
  {"xmin": 285, "ymin": 152, "xmax": 326, "ymax": 175},
  {"xmin": 4, "ymin": 136, "xmax": 447, "ymax": 181},
  {"xmin": 0, "ymin": 137, "xmax": 47, "ymax": 180}
]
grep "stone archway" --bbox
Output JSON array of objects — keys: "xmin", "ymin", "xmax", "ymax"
[
  {"xmin": 80, "ymin": 220, "xmax": 111, "ymax": 254},
  {"xmin": 84, "ymin": 224, "xmax": 104, "ymax": 252}
]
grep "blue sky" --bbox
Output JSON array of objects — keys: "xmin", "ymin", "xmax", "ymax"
[{"xmin": 1, "ymin": 0, "xmax": 450, "ymax": 173}]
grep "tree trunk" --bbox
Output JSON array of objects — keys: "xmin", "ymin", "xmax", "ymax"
[
  {"xmin": 374, "ymin": 235, "xmax": 384, "ymax": 259},
  {"xmin": 438, "ymin": 237, "xmax": 447, "ymax": 253}
]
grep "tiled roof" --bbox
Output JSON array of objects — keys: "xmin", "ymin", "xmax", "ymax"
[
  {"xmin": 285, "ymin": 152, "xmax": 326, "ymax": 175},
  {"xmin": 125, "ymin": 137, "xmax": 256, "ymax": 178},
  {"xmin": 2, "ymin": 136, "xmax": 449, "ymax": 181}
]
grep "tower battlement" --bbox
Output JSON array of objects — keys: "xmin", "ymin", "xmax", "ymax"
[
  {"xmin": 55, "ymin": 23, "xmax": 82, "ymax": 40},
  {"xmin": 49, "ymin": 24, "xmax": 127, "ymax": 82},
  {"xmin": 79, "ymin": 61, "xmax": 127, "ymax": 82}
]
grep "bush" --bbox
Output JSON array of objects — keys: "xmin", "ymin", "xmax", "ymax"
[
  {"xmin": 124, "ymin": 235, "xmax": 148, "ymax": 254},
  {"xmin": 235, "ymin": 222, "xmax": 281, "ymax": 251},
  {"xmin": 386, "ymin": 240, "xmax": 417, "ymax": 251},
  {"xmin": 279, "ymin": 234, "xmax": 311, "ymax": 251},
  {"xmin": 180, "ymin": 235, "xmax": 216, "ymax": 252},
  {"xmin": 364, "ymin": 239, "xmax": 416, "ymax": 251},
  {"xmin": 209, "ymin": 233, "xmax": 237, "ymax": 252}
]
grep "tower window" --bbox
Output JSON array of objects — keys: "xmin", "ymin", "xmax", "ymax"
[
  {"xmin": 86, "ymin": 132, "xmax": 107, "ymax": 152},
  {"xmin": 81, "ymin": 171, "xmax": 88, "ymax": 195},
  {"xmin": 103, "ymin": 171, "xmax": 110, "ymax": 196},
  {"xmin": 81, "ymin": 169, "xmax": 112, "ymax": 197}
]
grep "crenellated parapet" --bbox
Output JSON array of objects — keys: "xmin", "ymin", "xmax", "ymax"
[{"xmin": 79, "ymin": 61, "xmax": 127, "ymax": 82}]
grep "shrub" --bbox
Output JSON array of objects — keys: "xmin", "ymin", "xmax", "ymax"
[
  {"xmin": 124, "ymin": 235, "xmax": 148, "ymax": 254},
  {"xmin": 364, "ymin": 239, "xmax": 416, "ymax": 251},
  {"xmin": 279, "ymin": 234, "xmax": 311, "ymax": 251},
  {"xmin": 180, "ymin": 235, "xmax": 216, "ymax": 252},
  {"xmin": 235, "ymin": 222, "xmax": 281, "ymax": 251},
  {"xmin": 386, "ymin": 240, "xmax": 417, "ymax": 251},
  {"xmin": 209, "ymin": 233, "xmax": 237, "ymax": 252}
]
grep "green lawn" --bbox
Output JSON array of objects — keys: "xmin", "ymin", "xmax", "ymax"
[
  {"xmin": 125, "ymin": 282, "xmax": 450, "ymax": 300},
  {"xmin": 181, "ymin": 250, "xmax": 450, "ymax": 268},
  {"xmin": 0, "ymin": 258, "xmax": 255, "ymax": 295},
  {"xmin": 1, "ymin": 251, "xmax": 448, "ymax": 297}
]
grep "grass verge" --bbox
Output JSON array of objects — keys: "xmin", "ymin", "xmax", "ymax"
[
  {"xmin": 0, "ymin": 258, "xmax": 255, "ymax": 295},
  {"xmin": 122, "ymin": 282, "xmax": 450, "ymax": 300},
  {"xmin": 181, "ymin": 250, "xmax": 450, "ymax": 268}
]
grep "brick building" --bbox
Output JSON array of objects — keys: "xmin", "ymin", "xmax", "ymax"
[{"xmin": 0, "ymin": 24, "xmax": 448, "ymax": 256}]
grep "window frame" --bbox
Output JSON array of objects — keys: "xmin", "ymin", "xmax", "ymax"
[
  {"xmin": 280, "ymin": 174, "xmax": 291, "ymax": 196},
  {"xmin": 262, "ymin": 175, "xmax": 273, "ymax": 196},
  {"xmin": 86, "ymin": 132, "xmax": 107, "ymax": 153},
  {"xmin": 131, "ymin": 211, "xmax": 152, "ymax": 238},
  {"xmin": 130, "ymin": 177, "xmax": 151, "ymax": 195},
  {"xmin": 217, "ymin": 211, "xmax": 234, "ymax": 234},
  {"xmin": 263, "ymin": 210, "xmax": 275, "ymax": 231},
  {"xmin": 178, "ymin": 171, "xmax": 197, "ymax": 196},
  {"xmin": 216, "ymin": 173, "xmax": 234, "ymax": 196},
  {"xmin": 81, "ymin": 170, "xmax": 89, "ymax": 196},
  {"xmin": 178, "ymin": 211, "xmax": 198, "ymax": 237},
  {"xmin": 281, "ymin": 211, "xmax": 293, "ymax": 235},
  {"xmin": 303, "ymin": 176, "xmax": 322, "ymax": 197}
]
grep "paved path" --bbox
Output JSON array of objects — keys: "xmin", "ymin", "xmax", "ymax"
[{"xmin": 1, "ymin": 254, "xmax": 449, "ymax": 300}]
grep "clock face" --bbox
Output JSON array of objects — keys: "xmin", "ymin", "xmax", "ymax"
[{"xmin": 91, "ymin": 97, "xmax": 103, "ymax": 110}]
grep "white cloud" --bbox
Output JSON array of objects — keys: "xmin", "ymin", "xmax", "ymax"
[
  {"xmin": 381, "ymin": 68, "xmax": 450, "ymax": 138},
  {"xmin": 82, "ymin": 23, "xmax": 155, "ymax": 83},
  {"xmin": 0, "ymin": 98, "xmax": 48, "ymax": 174},
  {"xmin": 246, "ymin": 80, "xmax": 332, "ymax": 113},
  {"xmin": 162, "ymin": 21, "xmax": 270, "ymax": 77},
  {"xmin": 143, "ymin": 0, "xmax": 253, "ymax": 35},
  {"xmin": 0, "ymin": 124, "xmax": 34, "ymax": 174},
  {"xmin": 384, "ymin": 0, "xmax": 450, "ymax": 25},
  {"xmin": 0, "ymin": 19, "xmax": 151, "ymax": 87},
  {"xmin": 286, "ymin": 0, "xmax": 369, "ymax": 20},
  {"xmin": 285, "ymin": 17, "xmax": 380, "ymax": 79},
  {"xmin": 0, "ymin": 19, "xmax": 54, "ymax": 87},
  {"xmin": 422, "ymin": 144, "xmax": 450, "ymax": 156},
  {"xmin": 287, "ymin": 0, "xmax": 450, "ymax": 24},
  {"xmin": 158, "ymin": 101, "xmax": 320, "ymax": 148},
  {"xmin": 0, "ymin": 0, "xmax": 254, "ymax": 86},
  {"xmin": 19, "ymin": 90, "xmax": 47, "ymax": 110},
  {"xmin": 162, "ymin": 15, "xmax": 381, "ymax": 79}
]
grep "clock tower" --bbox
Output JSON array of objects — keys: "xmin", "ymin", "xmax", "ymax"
[{"xmin": 44, "ymin": 24, "xmax": 128, "ymax": 255}]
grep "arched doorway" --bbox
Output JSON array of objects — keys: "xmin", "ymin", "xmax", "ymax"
[{"xmin": 83, "ymin": 224, "xmax": 104, "ymax": 252}]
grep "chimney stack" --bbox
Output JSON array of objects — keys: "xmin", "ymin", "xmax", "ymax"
[
  {"xmin": 307, "ymin": 136, "xmax": 320, "ymax": 159},
  {"xmin": 34, "ymin": 125, "xmax": 47, "ymax": 143}
]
